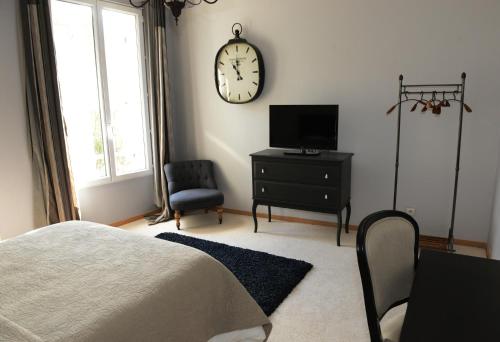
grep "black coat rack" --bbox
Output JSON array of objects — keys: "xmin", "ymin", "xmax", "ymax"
[{"xmin": 388, "ymin": 73, "xmax": 471, "ymax": 252}]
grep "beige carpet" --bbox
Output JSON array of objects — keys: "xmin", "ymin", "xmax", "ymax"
[{"xmin": 121, "ymin": 211, "xmax": 485, "ymax": 342}]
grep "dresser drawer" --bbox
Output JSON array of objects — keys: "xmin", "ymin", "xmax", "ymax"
[
  {"xmin": 254, "ymin": 180, "xmax": 339, "ymax": 207},
  {"xmin": 253, "ymin": 161, "xmax": 339, "ymax": 186}
]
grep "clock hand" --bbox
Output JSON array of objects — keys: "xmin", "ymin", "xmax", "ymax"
[
  {"xmin": 232, "ymin": 63, "xmax": 243, "ymax": 81},
  {"xmin": 235, "ymin": 59, "xmax": 243, "ymax": 79}
]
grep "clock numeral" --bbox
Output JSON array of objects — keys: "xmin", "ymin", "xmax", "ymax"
[
  {"xmin": 246, "ymin": 47, "xmax": 250, "ymax": 54},
  {"xmin": 252, "ymin": 71, "xmax": 258, "ymax": 73},
  {"xmin": 252, "ymin": 81, "xmax": 258, "ymax": 86},
  {"xmin": 228, "ymin": 92, "xmax": 231, "ymax": 97},
  {"xmin": 252, "ymin": 58, "xmax": 257, "ymax": 63},
  {"xmin": 236, "ymin": 45, "xmax": 238, "ymax": 52},
  {"xmin": 248, "ymin": 91, "xmax": 252, "ymax": 98},
  {"xmin": 224, "ymin": 49, "xmax": 229, "ymax": 55},
  {"xmin": 219, "ymin": 61, "xmax": 224, "ymax": 65},
  {"xmin": 238, "ymin": 94, "xmax": 241, "ymax": 100}
]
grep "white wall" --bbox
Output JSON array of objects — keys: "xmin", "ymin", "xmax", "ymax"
[
  {"xmin": 0, "ymin": 0, "xmax": 36, "ymax": 238},
  {"xmin": 78, "ymin": 176, "xmax": 156, "ymax": 224},
  {"xmin": 488, "ymin": 139, "xmax": 500, "ymax": 259},
  {"xmin": 166, "ymin": 0, "xmax": 500, "ymax": 242}
]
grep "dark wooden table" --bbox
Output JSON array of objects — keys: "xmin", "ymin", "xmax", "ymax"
[{"xmin": 400, "ymin": 249, "xmax": 500, "ymax": 342}]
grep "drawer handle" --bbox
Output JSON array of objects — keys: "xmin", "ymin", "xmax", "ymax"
[
  {"xmin": 261, "ymin": 168, "xmax": 265, "ymax": 174},
  {"xmin": 324, "ymin": 194, "xmax": 328, "ymax": 200},
  {"xmin": 261, "ymin": 187, "xmax": 265, "ymax": 193},
  {"xmin": 324, "ymin": 173, "xmax": 329, "ymax": 179}
]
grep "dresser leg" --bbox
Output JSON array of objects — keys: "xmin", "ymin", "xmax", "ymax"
[
  {"xmin": 268, "ymin": 206, "xmax": 271, "ymax": 222},
  {"xmin": 336, "ymin": 211, "xmax": 343, "ymax": 246},
  {"xmin": 345, "ymin": 201, "xmax": 351, "ymax": 234},
  {"xmin": 252, "ymin": 201, "xmax": 259, "ymax": 233}
]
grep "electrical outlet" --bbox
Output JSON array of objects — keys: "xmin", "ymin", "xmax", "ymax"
[{"xmin": 406, "ymin": 208, "xmax": 416, "ymax": 216}]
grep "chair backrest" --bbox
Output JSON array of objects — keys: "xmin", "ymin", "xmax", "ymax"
[
  {"xmin": 164, "ymin": 160, "xmax": 217, "ymax": 195},
  {"xmin": 356, "ymin": 210, "xmax": 419, "ymax": 342}
]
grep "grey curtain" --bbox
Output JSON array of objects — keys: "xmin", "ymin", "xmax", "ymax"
[
  {"xmin": 143, "ymin": 0, "xmax": 175, "ymax": 224},
  {"xmin": 20, "ymin": 0, "xmax": 80, "ymax": 224}
]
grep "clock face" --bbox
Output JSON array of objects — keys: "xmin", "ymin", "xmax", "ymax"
[{"xmin": 215, "ymin": 41, "xmax": 264, "ymax": 104}]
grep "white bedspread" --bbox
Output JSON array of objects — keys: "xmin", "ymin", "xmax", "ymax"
[{"xmin": 0, "ymin": 221, "xmax": 271, "ymax": 342}]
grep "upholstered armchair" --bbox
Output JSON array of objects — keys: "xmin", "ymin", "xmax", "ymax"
[{"xmin": 164, "ymin": 160, "xmax": 224, "ymax": 230}]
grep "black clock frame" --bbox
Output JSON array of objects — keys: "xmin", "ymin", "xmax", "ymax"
[{"xmin": 214, "ymin": 36, "xmax": 265, "ymax": 104}]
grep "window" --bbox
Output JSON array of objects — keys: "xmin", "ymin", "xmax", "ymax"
[{"xmin": 51, "ymin": 0, "xmax": 151, "ymax": 187}]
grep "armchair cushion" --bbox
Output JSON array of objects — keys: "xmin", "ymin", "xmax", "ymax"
[{"xmin": 169, "ymin": 189, "xmax": 224, "ymax": 211}]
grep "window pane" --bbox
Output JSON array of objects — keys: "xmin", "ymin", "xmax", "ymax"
[
  {"xmin": 102, "ymin": 8, "xmax": 148, "ymax": 176},
  {"xmin": 52, "ymin": 1, "xmax": 108, "ymax": 185}
]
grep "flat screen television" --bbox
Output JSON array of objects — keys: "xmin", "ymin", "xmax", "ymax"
[{"xmin": 270, "ymin": 105, "xmax": 338, "ymax": 153}]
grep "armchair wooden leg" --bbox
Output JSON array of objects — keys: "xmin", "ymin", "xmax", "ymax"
[
  {"xmin": 216, "ymin": 206, "xmax": 223, "ymax": 224},
  {"xmin": 175, "ymin": 210, "xmax": 181, "ymax": 230}
]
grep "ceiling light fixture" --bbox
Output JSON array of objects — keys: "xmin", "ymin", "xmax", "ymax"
[{"xmin": 129, "ymin": 0, "xmax": 219, "ymax": 25}]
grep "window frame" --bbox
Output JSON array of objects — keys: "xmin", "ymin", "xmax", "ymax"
[{"xmin": 51, "ymin": 0, "xmax": 153, "ymax": 189}]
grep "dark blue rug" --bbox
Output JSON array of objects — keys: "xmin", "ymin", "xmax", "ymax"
[{"xmin": 155, "ymin": 232, "xmax": 313, "ymax": 316}]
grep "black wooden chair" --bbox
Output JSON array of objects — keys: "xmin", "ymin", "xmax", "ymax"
[
  {"xmin": 356, "ymin": 210, "xmax": 420, "ymax": 342},
  {"xmin": 165, "ymin": 160, "xmax": 224, "ymax": 230}
]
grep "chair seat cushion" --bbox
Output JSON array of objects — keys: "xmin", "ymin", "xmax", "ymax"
[
  {"xmin": 170, "ymin": 188, "xmax": 224, "ymax": 211},
  {"xmin": 380, "ymin": 303, "xmax": 407, "ymax": 342}
]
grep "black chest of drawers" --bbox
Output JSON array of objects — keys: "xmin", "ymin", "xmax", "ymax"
[{"xmin": 250, "ymin": 149, "xmax": 353, "ymax": 246}]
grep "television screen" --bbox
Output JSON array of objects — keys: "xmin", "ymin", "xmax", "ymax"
[{"xmin": 269, "ymin": 105, "xmax": 338, "ymax": 150}]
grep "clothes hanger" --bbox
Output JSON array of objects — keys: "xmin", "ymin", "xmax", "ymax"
[
  {"xmin": 410, "ymin": 92, "xmax": 425, "ymax": 112},
  {"xmin": 387, "ymin": 90, "xmax": 472, "ymax": 115},
  {"xmin": 448, "ymin": 91, "xmax": 473, "ymax": 112},
  {"xmin": 431, "ymin": 92, "xmax": 442, "ymax": 115},
  {"xmin": 386, "ymin": 93, "xmax": 426, "ymax": 115}
]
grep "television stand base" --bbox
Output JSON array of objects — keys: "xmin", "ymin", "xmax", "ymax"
[{"xmin": 283, "ymin": 149, "xmax": 320, "ymax": 156}]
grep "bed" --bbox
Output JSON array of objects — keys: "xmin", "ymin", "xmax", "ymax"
[{"xmin": 0, "ymin": 221, "xmax": 271, "ymax": 342}]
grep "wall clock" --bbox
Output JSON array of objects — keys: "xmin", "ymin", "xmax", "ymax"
[{"xmin": 215, "ymin": 23, "xmax": 265, "ymax": 104}]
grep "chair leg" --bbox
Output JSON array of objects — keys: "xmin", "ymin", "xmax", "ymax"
[
  {"xmin": 175, "ymin": 210, "xmax": 181, "ymax": 230},
  {"xmin": 216, "ymin": 206, "xmax": 223, "ymax": 224}
]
